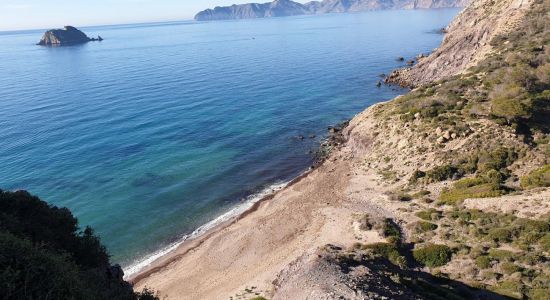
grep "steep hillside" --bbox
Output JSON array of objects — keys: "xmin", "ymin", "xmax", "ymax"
[
  {"xmin": 386, "ymin": 0, "xmax": 535, "ymax": 87},
  {"xmin": 195, "ymin": 0, "xmax": 468, "ymax": 21}
]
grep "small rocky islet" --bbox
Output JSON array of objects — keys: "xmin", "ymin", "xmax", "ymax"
[{"xmin": 37, "ymin": 26, "xmax": 103, "ymax": 46}]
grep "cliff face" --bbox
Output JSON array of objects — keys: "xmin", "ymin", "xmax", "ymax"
[
  {"xmin": 195, "ymin": 0, "xmax": 469, "ymax": 21},
  {"xmin": 386, "ymin": 0, "xmax": 534, "ymax": 87},
  {"xmin": 37, "ymin": 26, "xmax": 101, "ymax": 46}
]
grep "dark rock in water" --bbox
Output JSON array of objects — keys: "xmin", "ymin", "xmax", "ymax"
[
  {"xmin": 309, "ymin": 134, "xmax": 316, "ymax": 139},
  {"xmin": 397, "ymin": 57, "xmax": 405, "ymax": 61},
  {"xmin": 37, "ymin": 26, "xmax": 102, "ymax": 46},
  {"xmin": 406, "ymin": 59, "xmax": 415, "ymax": 66},
  {"xmin": 378, "ymin": 73, "xmax": 386, "ymax": 78},
  {"xmin": 376, "ymin": 80, "xmax": 382, "ymax": 87}
]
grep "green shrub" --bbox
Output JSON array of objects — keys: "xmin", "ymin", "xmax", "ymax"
[
  {"xmin": 491, "ymin": 280, "xmax": 524, "ymax": 299},
  {"xmin": 415, "ymin": 209, "xmax": 440, "ymax": 221},
  {"xmin": 415, "ymin": 221, "xmax": 438, "ymax": 233},
  {"xmin": 381, "ymin": 218, "xmax": 401, "ymax": 242},
  {"xmin": 439, "ymin": 180, "xmax": 504, "ymax": 204},
  {"xmin": 413, "ymin": 244, "xmax": 452, "ymax": 268},
  {"xmin": 490, "ymin": 84, "xmax": 531, "ymax": 123},
  {"xmin": 426, "ymin": 165, "xmax": 460, "ymax": 182},
  {"xmin": 500, "ymin": 262, "xmax": 520, "ymax": 275},
  {"xmin": 520, "ymin": 165, "xmax": 550, "ymax": 189},
  {"xmin": 363, "ymin": 242, "xmax": 407, "ymax": 268},
  {"xmin": 475, "ymin": 256, "xmax": 492, "ymax": 269},
  {"xmin": 488, "ymin": 249, "xmax": 516, "ymax": 262},
  {"xmin": 539, "ymin": 234, "xmax": 550, "ymax": 252},
  {"xmin": 412, "ymin": 190, "xmax": 431, "ymax": 199},
  {"xmin": 487, "ymin": 228, "xmax": 513, "ymax": 243},
  {"xmin": 410, "ymin": 170, "xmax": 426, "ymax": 183}
]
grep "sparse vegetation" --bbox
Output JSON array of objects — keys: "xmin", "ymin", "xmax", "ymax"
[
  {"xmin": 521, "ymin": 164, "xmax": 550, "ymax": 189},
  {"xmin": 381, "ymin": 218, "xmax": 402, "ymax": 243},
  {"xmin": 439, "ymin": 176, "xmax": 504, "ymax": 204},
  {"xmin": 413, "ymin": 244, "xmax": 452, "ymax": 268},
  {"xmin": 415, "ymin": 209, "xmax": 441, "ymax": 221}
]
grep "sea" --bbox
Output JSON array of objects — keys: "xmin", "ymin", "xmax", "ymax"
[{"xmin": 0, "ymin": 8, "xmax": 459, "ymax": 275}]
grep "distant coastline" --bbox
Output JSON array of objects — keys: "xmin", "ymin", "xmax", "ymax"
[{"xmin": 194, "ymin": 0, "xmax": 469, "ymax": 21}]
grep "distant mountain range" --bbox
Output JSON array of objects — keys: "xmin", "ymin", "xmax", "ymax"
[{"xmin": 194, "ymin": 0, "xmax": 469, "ymax": 21}]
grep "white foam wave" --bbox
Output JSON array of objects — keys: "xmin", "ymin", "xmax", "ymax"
[{"xmin": 123, "ymin": 181, "xmax": 289, "ymax": 278}]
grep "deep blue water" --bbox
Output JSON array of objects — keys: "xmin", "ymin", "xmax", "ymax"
[{"xmin": 0, "ymin": 9, "xmax": 458, "ymax": 271}]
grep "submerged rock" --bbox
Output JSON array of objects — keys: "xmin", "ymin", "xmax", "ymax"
[{"xmin": 37, "ymin": 26, "xmax": 102, "ymax": 46}]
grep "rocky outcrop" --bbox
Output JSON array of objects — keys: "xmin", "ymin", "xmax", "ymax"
[
  {"xmin": 37, "ymin": 26, "xmax": 102, "ymax": 46},
  {"xmin": 385, "ymin": 0, "xmax": 534, "ymax": 87},
  {"xmin": 195, "ymin": 0, "xmax": 469, "ymax": 21}
]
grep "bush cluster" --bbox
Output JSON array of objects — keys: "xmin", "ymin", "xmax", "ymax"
[
  {"xmin": 412, "ymin": 244, "xmax": 452, "ymax": 268},
  {"xmin": 0, "ymin": 190, "xmax": 160, "ymax": 300}
]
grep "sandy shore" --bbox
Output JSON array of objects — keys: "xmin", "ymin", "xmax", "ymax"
[{"xmin": 130, "ymin": 107, "xmax": 393, "ymax": 299}]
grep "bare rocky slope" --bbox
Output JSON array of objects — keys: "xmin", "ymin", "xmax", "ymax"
[
  {"xmin": 135, "ymin": 0, "xmax": 549, "ymax": 299},
  {"xmin": 385, "ymin": 0, "xmax": 535, "ymax": 87},
  {"xmin": 194, "ymin": 0, "xmax": 469, "ymax": 21}
]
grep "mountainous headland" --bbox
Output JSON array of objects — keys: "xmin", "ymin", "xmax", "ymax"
[
  {"xmin": 37, "ymin": 26, "xmax": 102, "ymax": 46},
  {"xmin": 132, "ymin": 0, "xmax": 549, "ymax": 298},
  {"xmin": 194, "ymin": 0, "xmax": 470, "ymax": 21}
]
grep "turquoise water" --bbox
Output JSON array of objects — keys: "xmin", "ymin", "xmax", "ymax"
[{"xmin": 0, "ymin": 9, "xmax": 458, "ymax": 270}]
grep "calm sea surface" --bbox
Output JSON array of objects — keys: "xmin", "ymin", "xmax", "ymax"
[{"xmin": 0, "ymin": 9, "xmax": 458, "ymax": 271}]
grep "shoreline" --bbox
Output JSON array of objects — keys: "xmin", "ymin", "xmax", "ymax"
[
  {"xmin": 125, "ymin": 180, "xmax": 292, "ymax": 279},
  {"xmin": 127, "ymin": 121, "xmax": 351, "ymax": 281},
  {"xmin": 129, "ymin": 104, "xmax": 388, "ymax": 298},
  {"xmin": 128, "ymin": 166, "xmax": 317, "ymax": 283}
]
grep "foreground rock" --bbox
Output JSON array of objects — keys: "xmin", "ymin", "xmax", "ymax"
[{"xmin": 37, "ymin": 26, "xmax": 102, "ymax": 46}]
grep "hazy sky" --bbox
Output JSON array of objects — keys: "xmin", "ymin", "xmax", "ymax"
[{"xmin": 1, "ymin": 0, "xmax": 300, "ymax": 31}]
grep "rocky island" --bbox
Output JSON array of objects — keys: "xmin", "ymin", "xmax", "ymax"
[
  {"xmin": 37, "ymin": 26, "xmax": 102, "ymax": 46},
  {"xmin": 195, "ymin": 0, "xmax": 470, "ymax": 21}
]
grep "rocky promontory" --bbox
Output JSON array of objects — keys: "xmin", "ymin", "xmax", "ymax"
[{"xmin": 37, "ymin": 26, "xmax": 102, "ymax": 46}]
